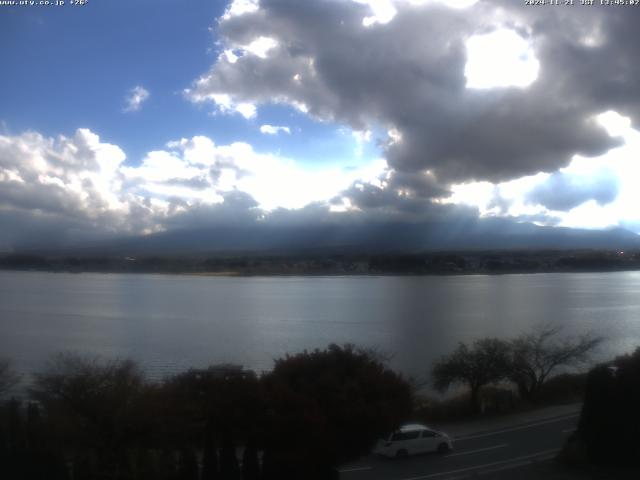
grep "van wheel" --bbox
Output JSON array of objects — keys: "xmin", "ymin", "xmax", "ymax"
[
  {"xmin": 437, "ymin": 443, "xmax": 450, "ymax": 454},
  {"xmin": 395, "ymin": 449, "xmax": 408, "ymax": 459}
]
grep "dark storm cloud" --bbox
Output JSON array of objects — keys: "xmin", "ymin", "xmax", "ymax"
[
  {"xmin": 189, "ymin": 0, "xmax": 638, "ymax": 187},
  {"xmin": 491, "ymin": 1, "xmax": 640, "ymax": 126},
  {"xmin": 526, "ymin": 169, "xmax": 619, "ymax": 212},
  {"xmin": 0, "ymin": 180, "xmax": 87, "ymax": 216},
  {"xmin": 389, "ymin": 170, "xmax": 449, "ymax": 199},
  {"xmin": 160, "ymin": 190, "xmax": 261, "ymax": 231},
  {"xmin": 0, "ymin": 209, "xmax": 112, "ymax": 250},
  {"xmin": 335, "ymin": 168, "xmax": 450, "ymax": 217}
]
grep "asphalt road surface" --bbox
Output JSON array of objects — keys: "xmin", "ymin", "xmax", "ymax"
[{"xmin": 339, "ymin": 412, "xmax": 579, "ymax": 480}]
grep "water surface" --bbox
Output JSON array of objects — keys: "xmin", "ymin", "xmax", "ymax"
[{"xmin": 1, "ymin": 270, "xmax": 639, "ymax": 380}]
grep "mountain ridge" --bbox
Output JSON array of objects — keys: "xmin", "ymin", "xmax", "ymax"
[{"xmin": 11, "ymin": 218, "xmax": 640, "ymax": 258}]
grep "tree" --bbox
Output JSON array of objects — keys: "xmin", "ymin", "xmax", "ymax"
[
  {"xmin": 219, "ymin": 429, "xmax": 240, "ymax": 480},
  {"xmin": 30, "ymin": 352, "xmax": 148, "ymax": 478},
  {"xmin": 0, "ymin": 358, "xmax": 20, "ymax": 399},
  {"xmin": 176, "ymin": 447, "xmax": 199, "ymax": 480},
  {"xmin": 569, "ymin": 347, "xmax": 640, "ymax": 466},
  {"xmin": 201, "ymin": 428, "xmax": 220, "ymax": 480},
  {"xmin": 432, "ymin": 338, "xmax": 511, "ymax": 413},
  {"xmin": 508, "ymin": 325, "xmax": 602, "ymax": 401},
  {"xmin": 261, "ymin": 344, "xmax": 413, "ymax": 479},
  {"xmin": 241, "ymin": 437, "xmax": 260, "ymax": 480},
  {"xmin": 159, "ymin": 364, "xmax": 263, "ymax": 444}
]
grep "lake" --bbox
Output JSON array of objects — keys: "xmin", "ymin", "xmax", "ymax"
[{"xmin": 1, "ymin": 270, "xmax": 639, "ymax": 382}]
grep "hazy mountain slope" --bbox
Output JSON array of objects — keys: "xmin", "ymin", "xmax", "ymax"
[{"xmin": 29, "ymin": 218, "xmax": 640, "ymax": 257}]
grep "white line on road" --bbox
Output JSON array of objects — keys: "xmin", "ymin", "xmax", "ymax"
[
  {"xmin": 338, "ymin": 466, "xmax": 373, "ymax": 473},
  {"xmin": 398, "ymin": 448, "xmax": 560, "ymax": 480},
  {"xmin": 456, "ymin": 414, "xmax": 579, "ymax": 441},
  {"xmin": 478, "ymin": 452, "xmax": 558, "ymax": 476},
  {"xmin": 561, "ymin": 428, "xmax": 575, "ymax": 433},
  {"xmin": 445, "ymin": 443, "xmax": 508, "ymax": 458}
]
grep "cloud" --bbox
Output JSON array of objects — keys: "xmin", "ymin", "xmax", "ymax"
[
  {"xmin": 0, "ymin": 124, "xmax": 636, "ymax": 252},
  {"xmin": 444, "ymin": 106, "xmax": 640, "ymax": 231},
  {"xmin": 260, "ymin": 124, "xmax": 291, "ymax": 135},
  {"xmin": 333, "ymin": 167, "xmax": 449, "ymax": 217},
  {"xmin": 187, "ymin": 0, "xmax": 640, "ymax": 188},
  {"xmin": 464, "ymin": 29, "xmax": 539, "ymax": 89},
  {"xmin": 5, "ymin": 2, "xmax": 640, "ymax": 249},
  {"xmin": 0, "ymin": 128, "xmax": 152, "ymax": 249},
  {"xmin": 124, "ymin": 86, "xmax": 150, "ymax": 112},
  {"xmin": 526, "ymin": 170, "xmax": 620, "ymax": 212},
  {"xmin": 190, "ymin": 92, "xmax": 256, "ymax": 119},
  {"xmin": 0, "ymin": 127, "xmax": 406, "ymax": 249},
  {"xmin": 125, "ymin": 136, "xmax": 390, "ymax": 211},
  {"xmin": 222, "ymin": 0, "xmax": 259, "ymax": 20}
]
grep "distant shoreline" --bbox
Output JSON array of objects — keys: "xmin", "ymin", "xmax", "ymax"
[
  {"xmin": 1, "ymin": 249, "xmax": 640, "ymax": 277},
  {"xmin": 1, "ymin": 269, "xmax": 639, "ymax": 278}
]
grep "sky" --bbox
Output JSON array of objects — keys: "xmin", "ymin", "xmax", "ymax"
[{"xmin": 1, "ymin": 0, "xmax": 640, "ymax": 250}]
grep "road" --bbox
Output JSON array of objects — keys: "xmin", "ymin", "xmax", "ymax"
[{"xmin": 339, "ymin": 412, "xmax": 579, "ymax": 480}]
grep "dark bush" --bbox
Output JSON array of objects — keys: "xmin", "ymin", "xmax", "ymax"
[
  {"xmin": 575, "ymin": 347, "xmax": 640, "ymax": 466},
  {"xmin": 261, "ymin": 343, "xmax": 413, "ymax": 478},
  {"xmin": 241, "ymin": 437, "xmax": 260, "ymax": 480},
  {"xmin": 1, "ymin": 346, "xmax": 414, "ymax": 479},
  {"xmin": 159, "ymin": 364, "xmax": 263, "ymax": 445},
  {"xmin": 535, "ymin": 373, "xmax": 586, "ymax": 405}
]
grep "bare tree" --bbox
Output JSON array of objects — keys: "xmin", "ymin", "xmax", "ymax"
[
  {"xmin": 508, "ymin": 325, "xmax": 602, "ymax": 400},
  {"xmin": 432, "ymin": 338, "xmax": 511, "ymax": 414},
  {"xmin": 356, "ymin": 345, "xmax": 396, "ymax": 365},
  {"xmin": 0, "ymin": 358, "xmax": 20, "ymax": 398},
  {"xmin": 30, "ymin": 352, "xmax": 146, "ymax": 450}
]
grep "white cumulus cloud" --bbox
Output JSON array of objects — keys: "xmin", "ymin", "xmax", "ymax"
[
  {"xmin": 0, "ymin": 125, "xmax": 403, "ymax": 249},
  {"xmin": 124, "ymin": 86, "xmax": 150, "ymax": 112},
  {"xmin": 260, "ymin": 125, "xmax": 291, "ymax": 135},
  {"xmin": 124, "ymin": 135, "xmax": 387, "ymax": 211}
]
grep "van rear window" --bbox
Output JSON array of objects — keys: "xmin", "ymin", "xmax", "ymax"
[{"xmin": 391, "ymin": 431, "xmax": 420, "ymax": 441}]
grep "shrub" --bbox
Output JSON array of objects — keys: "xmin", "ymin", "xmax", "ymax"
[{"xmin": 574, "ymin": 347, "xmax": 640, "ymax": 466}]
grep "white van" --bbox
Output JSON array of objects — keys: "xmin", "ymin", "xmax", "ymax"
[{"xmin": 373, "ymin": 424, "xmax": 453, "ymax": 458}]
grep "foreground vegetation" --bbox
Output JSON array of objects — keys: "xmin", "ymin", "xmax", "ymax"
[
  {"xmin": 0, "ymin": 345, "xmax": 412, "ymax": 480},
  {"xmin": 560, "ymin": 347, "xmax": 640, "ymax": 470},
  {"xmin": 0, "ymin": 326, "xmax": 619, "ymax": 479},
  {"xmin": 431, "ymin": 326, "xmax": 601, "ymax": 414}
]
